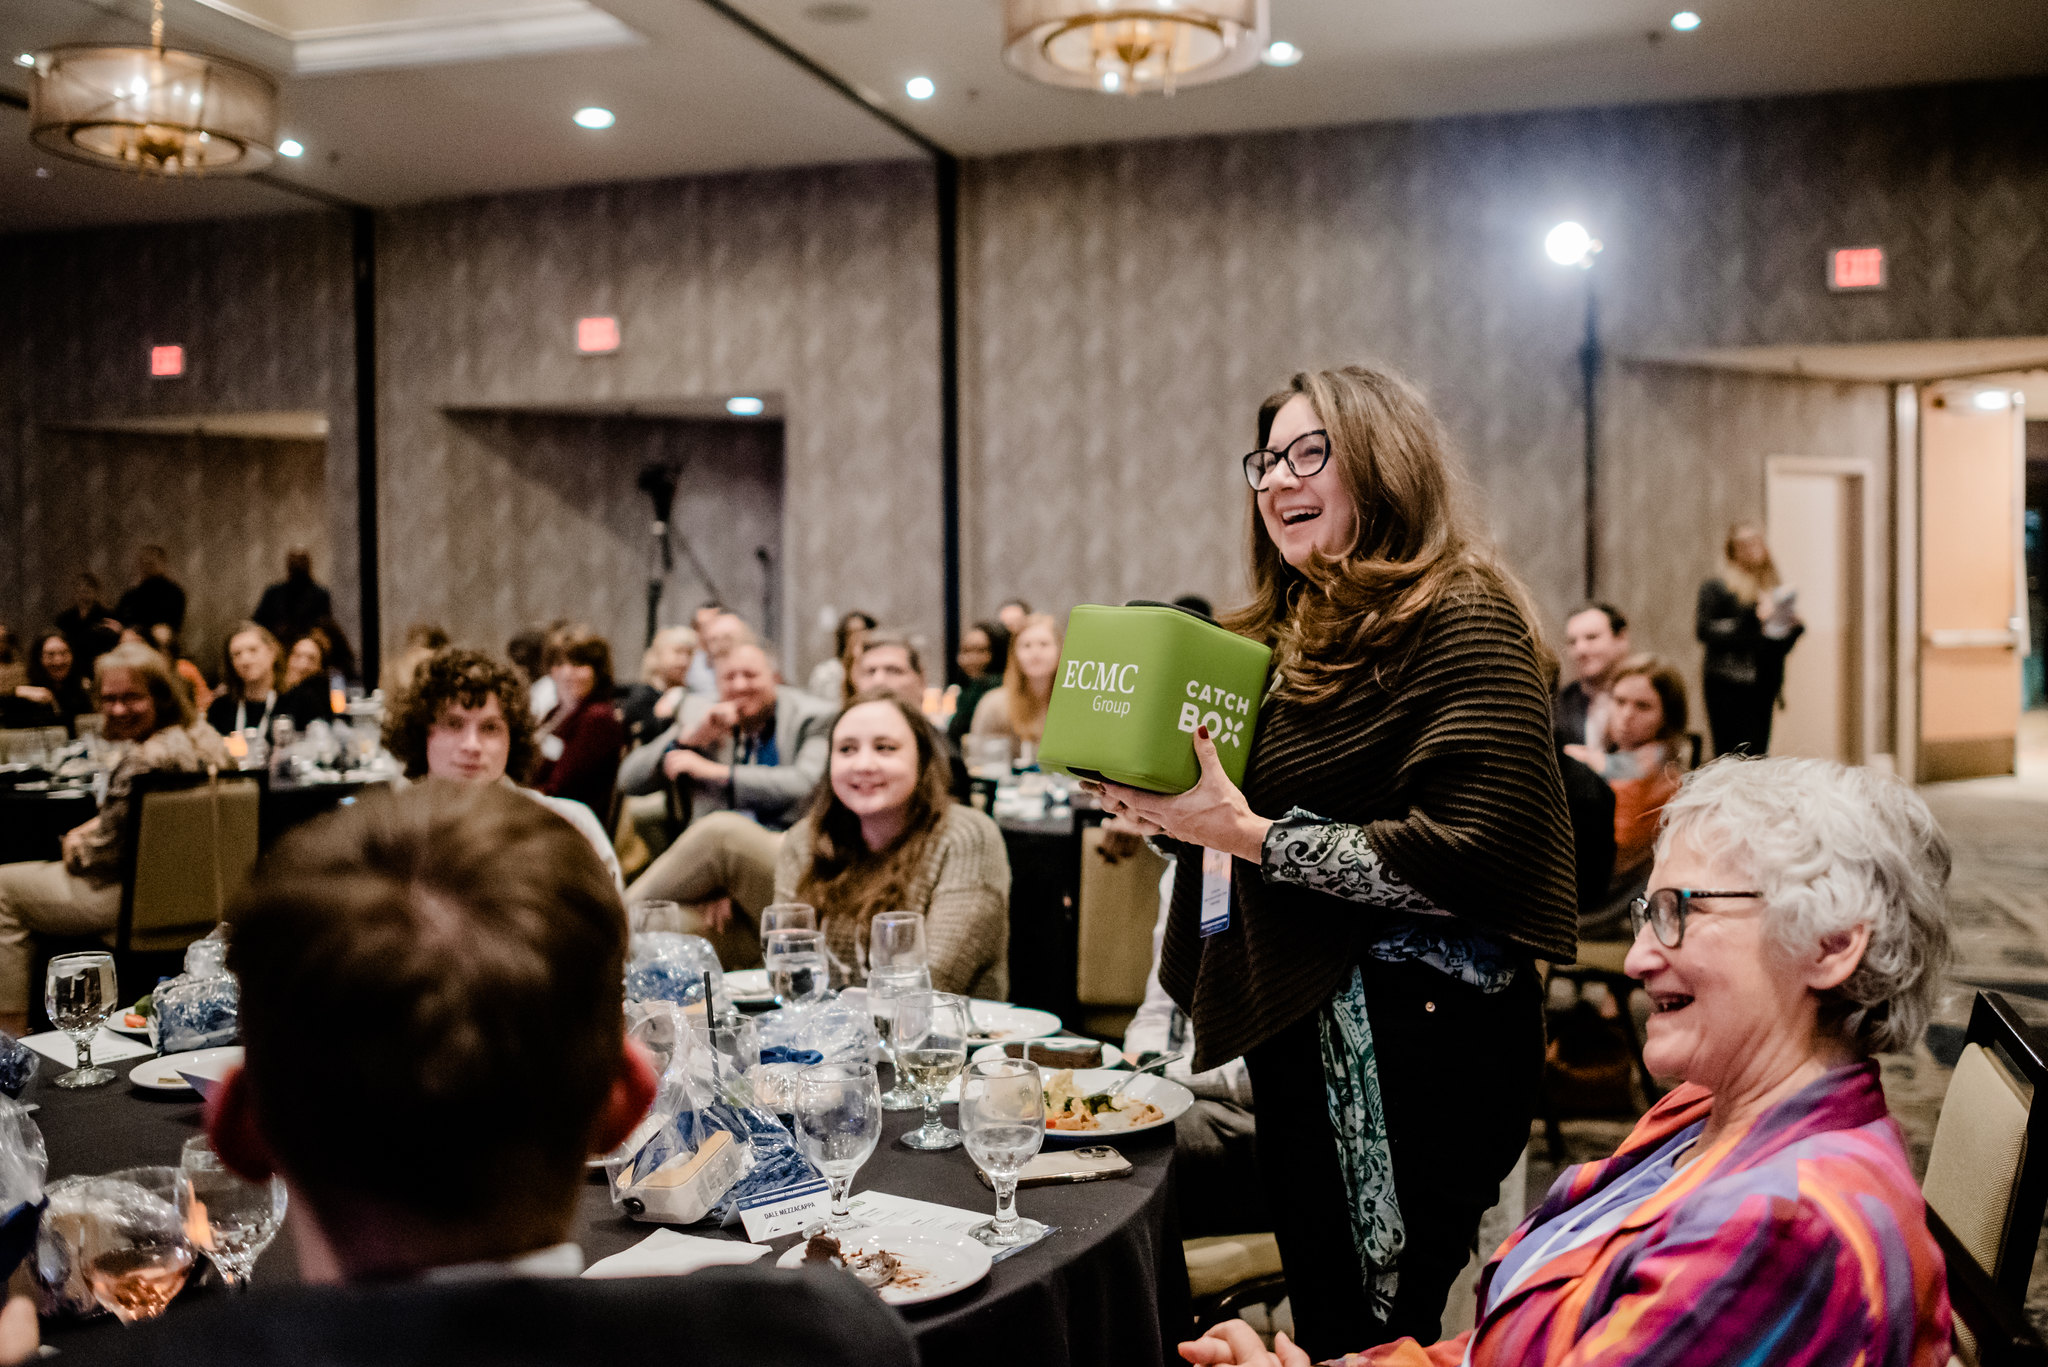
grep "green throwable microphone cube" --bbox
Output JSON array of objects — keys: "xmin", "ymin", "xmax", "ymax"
[{"xmin": 1038, "ymin": 602, "xmax": 1271, "ymax": 794}]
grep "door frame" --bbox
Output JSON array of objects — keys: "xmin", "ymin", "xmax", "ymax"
[{"xmin": 1765, "ymin": 453, "xmax": 1887, "ymax": 767}]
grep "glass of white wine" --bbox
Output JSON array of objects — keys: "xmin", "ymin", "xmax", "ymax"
[
  {"xmin": 866, "ymin": 962, "xmax": 932, "ymax": 1111},
  {"xmin": 960, "ymin": 1058, "xmax": 1049, "ymax": 1248},
  {"xmin": 893, "ymin": 990, "xmax": 969, "ymax": 1151},
  {"xmin": 46, "ymin": 951, "xmax": 117, "ymax": 1088},
  {"xmin": 81, "ymin": 1167, "xmax": 196, "ymax": 1323},
  {"xmin": 180, "ymin": 1136, "xmax": 288, "ymax": 1290},
  {"xmin": 792, "ymin": 1061, "xmax": 883, "ymax": 1235}
]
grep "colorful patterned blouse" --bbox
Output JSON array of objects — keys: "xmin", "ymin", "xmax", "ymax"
[{"xmin": 1338, "ymin": 1061, "xmax": 1951, "ymax": 1367}]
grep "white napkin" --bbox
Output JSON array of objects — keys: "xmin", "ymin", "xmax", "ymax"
[
  {"xmin": 580, "ymin": 1229, "xmax": 772, "ymax": 1280},
  {"xmin": 21, "ymin": 1027, "xmax": 154, "ymax": 1068}
]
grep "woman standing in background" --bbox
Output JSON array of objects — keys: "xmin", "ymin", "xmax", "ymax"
[{"xmin": 1696, "ymin": 523, "xmax": 1802, "ymax": 757}]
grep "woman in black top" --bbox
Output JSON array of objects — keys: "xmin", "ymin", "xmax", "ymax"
[
  {"xmin": 207, "ymin": 622, "xmax": 331, "ymax": 751},
  {"xmin": 11, "ymin": 632, "xmax": 93, "ymax": 733},
  {"xmin": 1095, "ymin": 368, "xmax": 1576, "ymax": 1357},
  {"xmin": 1695, "ymin": 523, "xmax": 1803, "ymax": 757}
]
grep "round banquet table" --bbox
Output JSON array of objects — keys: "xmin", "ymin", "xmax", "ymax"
[
  {"xmin": 0, "ymin": 785, "xmax": 97, "ymax": 865},
  {"xmin": 34, "ymin": 1061, "xmax": 1191, "ymax": 1367}
]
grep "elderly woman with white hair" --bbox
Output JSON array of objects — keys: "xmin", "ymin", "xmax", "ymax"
[{"xmin": 1186, "ymin": 755, "xmax": 1955, "ymax": 1367}]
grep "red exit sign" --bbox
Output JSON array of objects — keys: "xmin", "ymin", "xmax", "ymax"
[
  {"xmin": 576, "ymin": 315, "xmax": 620, "ymax": 354},
  {"xmin": 1829, "ymin": 246, "xmax": 1886, "ymax": 291},
  {"xmin": 149, "ymin": 344, "xmax": 184, "ymax": 377}
]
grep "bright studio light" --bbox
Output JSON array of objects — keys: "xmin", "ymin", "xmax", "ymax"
[
  {"xmin": 904, "ymin": 76, "xmax": 935, "ymax": 100},
  {"xmin": 14, "ymin": 53, "xmax": 35, "ymax": 68},
  {"xmin": 573, "ymin": 107, "xmax": 616, "ymax": 129},
  {"xmin": 1545, "ymin": 221, "xmax": 1600, "ymax": 267},
  {"xmin": 726, "ymin": 396, "xmax": 766, "ymax": 417},
  {"xmin": 277, "ymin": 138, "xmax": 303, "ymax": 157},
  {"xmin": 1973, "ymin": 390, "xmax": 2012, "ymax": 411},
  {"xmin": 1261, "ymin": 40, "xmax": 1302, "ymax": 67},
  {"xmin": 1669, "ymin": 11, "xmax": 1701, "ymax": 29}
]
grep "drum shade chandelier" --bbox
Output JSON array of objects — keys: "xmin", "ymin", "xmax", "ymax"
[
  {"xmin": 1001, "ymin": 0, "xmax": 1267, "ymax": 96},
  {"xmin": 28, "ymin": 0, "xmax": 278, "ymax": 176}
]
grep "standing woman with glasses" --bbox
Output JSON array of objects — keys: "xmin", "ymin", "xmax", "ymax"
[{"xmin": 1095, "ymin": 367, "xmax": 1577, "ymax": 1356}]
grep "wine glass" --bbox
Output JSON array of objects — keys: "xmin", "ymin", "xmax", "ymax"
[
  {"xmin": 792, "ymin": 1061, "xmax": 882, "ymax": 1235},
  {"xmin": 46, "ymin": 952, "xmax": 117, "ymax": 1088},
  {"xmin": 893, "ymin": 990, "xmax": 969, "ymax": 1151},
  {"xmin": 866, "ymin": 962, "xmax": 932, "ymax": 1111},
  {"xmin": 759, "ymin": 902, "xmax": 817, "ymax": 954},
  {"xmin": 179, "ymin": 1137, "xmax": 287, "ymax": 1290},
  {"xmin": 866, "ymin": 911, "xmax": 927, "ymax": 980},
  {"xmin": 764, "ymin": 929, "xmax": 829, "ymax": 1011},
  {"xmin": 630, "ymin": 900, "xmax": 686, "ymax": 935},
  {"xmin": 960, "ymin": 1058, "xmax": 1049, "ymax": 1247},
  {"xmin": 81, "ymin": 1167, "xmax": 196, "ymax": 1323}
]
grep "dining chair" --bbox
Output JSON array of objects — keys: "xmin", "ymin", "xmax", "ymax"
[
  {"xmin": 1075, "ymin": 825, "xmax": 1167, "ymax": 1012},
  {"xmin": 1923, "ymin": 990, "xmax": 2048, "ymax": 1367},
  {"xmin": 116, "ymin": 770, "xmax": 262, "ymax": 956}
]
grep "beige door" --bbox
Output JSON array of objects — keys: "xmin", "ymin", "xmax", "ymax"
[
  {"xmin": 1767, "ymin": 461, "xmax": 1867, "ymax": 764},
  {"xmin": 1918, "ymin": 385, "xmax": 2025, "ymax": 781}
]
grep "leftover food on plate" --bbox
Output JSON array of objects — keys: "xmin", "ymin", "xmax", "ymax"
[
  {"xmin": 1043, "ymin": 1069, "xmax": 1165, "ymax": 1132},
  {"xmin": 801, "ymin": 1233, "xmax": 918, "ymax": 1292},
  {"xmin": 1001, "ymin": 1038, "xmax": 1100, "ymax": 1069}
]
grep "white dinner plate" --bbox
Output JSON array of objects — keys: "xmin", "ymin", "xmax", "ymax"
[
  {"xmin": 964, "ymin": 1002, "xmax": 1061, "ymax": 1043},
  {"xmin": 971, "ymin": 1038, "xmax": 1124, "ymax": 1070},
  {"xmin": 1039, "ymin": 1068, "xmax": 1194, "ymax": 1144},
  {"xmin": 129, "ymin": 1046, "xmax": 243, "ymax": 1095},
  {"xmin": 774, "ymin": 1224, "xmax": 992, "ymax": 1306},
  {"xmin": 724, "ymin": 969, "xmax": 774, "ymax": 1004},
  {"xmin": 108, "ymin": 1013, "xmax": 152, "ymax": 1039}
]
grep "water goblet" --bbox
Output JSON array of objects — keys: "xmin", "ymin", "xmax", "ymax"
[
  {"xmin": 629, "ymin": 900, "xmax": 686, "ymax": 935},
  {"xmin": 867, "ymin": 911, "xmax": 927, "ymax": 978},
  {"xmin": 46, "ymin": 952, "xmax": 117, "ymax": 1088},
  {"xmin": 960, "ymin": 1059, "xmax": 1050, "ymax": 1247},
  {"xmin": 893, "ymin": 990, "xmax": 969, "ymax": 1151},
  {"xmin": 81, "ymin": 1167, "xmax": 196, "ymax": 1323},
  {"xmin": 764, "ymin": 929, "xmax": 830, "ymax": 1011},
  {"xmin": 792, "ymin": 1061, "xmax": 883, "ymax": 1235},
  {"xmin": 759, "ymin": 902, "xmax": 817, "ymax": 954},
  {"xmin": 866, "ymin": 962, "xmax": 933, "ymax": 1111},
  {"xmin": 179, "ymin": 1137, "xmax": 287, "ymax": 1290}
]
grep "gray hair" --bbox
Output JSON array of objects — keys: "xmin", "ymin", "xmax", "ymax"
[{"xmin": 1654, "ymin": 756, "xmax": 1951, "ymax": 1056}]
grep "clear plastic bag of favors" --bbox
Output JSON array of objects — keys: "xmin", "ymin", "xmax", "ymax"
[
  {"xmin": 150, "ymin": 932, "xmax": 238, "ymax": 1055},
  {"xmin": 605, "ymin": 1004, "xmax": 750, "ymax": 1226},
  {"xmin": 0, "ymin": 1098, "xmax": 46, "ymax": 1286},
  {"xmin": 0, "ymin": 1030, "xmax": 38, "ymax": 1099},
  {"xmin": 624, "ymin": 932, "xmax": 728, "ymax": 1017},
  {"xmin": 748, "ymin": 999, "xmax": 877, "ymax": 1114}
]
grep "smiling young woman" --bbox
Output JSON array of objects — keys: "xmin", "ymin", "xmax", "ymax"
[{"xmin": 1096, "ymin": 366, "xmax": 1578, "ymax": 1356}]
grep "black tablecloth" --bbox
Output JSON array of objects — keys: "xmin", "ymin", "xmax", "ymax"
[
  {"xmin": 35, "ymin": 1062, "xmax": 1190, "ymax": 1367},
  {"xmin": 0, "ymin": 787, "xmax": 96, "ymax": 865}
]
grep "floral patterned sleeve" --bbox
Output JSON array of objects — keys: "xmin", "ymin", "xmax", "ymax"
[{"xmin": 1260, "ymin": 807, "xmax": 1449, "ymax": 916}]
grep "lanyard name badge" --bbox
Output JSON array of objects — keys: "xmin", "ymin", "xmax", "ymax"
[{"xmin": 1198, "ymin": 846, "xmax": 1232, "ymax": 937}]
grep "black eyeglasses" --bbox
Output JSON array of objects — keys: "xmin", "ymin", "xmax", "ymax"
[
  {"xmin": 1629, "ymin": 888, "xmax": 1762, "ymax": 948},
  {"xmin": 1242, "ymin": 429, "xmax": 1331, "ymax": 491}
]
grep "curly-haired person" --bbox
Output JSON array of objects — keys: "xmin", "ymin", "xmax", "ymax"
[{"xmin": 382, "ymin": 648, "xmax": 622, "ymax": 891}]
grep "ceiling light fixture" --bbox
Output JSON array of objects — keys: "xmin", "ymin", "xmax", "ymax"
[
  {"xmin": 1545, "ymin": 221, "xmax": 1601, "ymax": 268},
  {"xmin": 573, "ymin": 106, "xmax": 615, "ymax": 129},
  {"xmin": 1002, "ymin": 0, "xmax": 1267, "ymax": 96},
  {"xmin": 905, "ymin": 76, "xmax": 935, "ymax": 100},
  {"xmin": 1669, "ymin": 11, "xmax": 1701, "ymax": 30},
  {"xmin": 1261, "ymin": 40, "xmax": 1301, "ymax": 66},
  {"xmin": 14, "ymin": 53, "xmax": 34, "ymax": 68},
  {"xmin": 726, "ymin": 396, "xmax": 766, "ymax": 417},
  {"xmin": 277, "ymin": 137, "xmax": 303, "ymax": 157},
  {"xmin": 1972, "ymin": 390, "xmax": 2012, "ymax": 412},
  {"xmin": 28, "ymin": 0, "xmax": 278, "ymax": 177}
]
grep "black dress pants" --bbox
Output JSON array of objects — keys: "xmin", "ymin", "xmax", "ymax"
[
  {"xmin": 1243, "ymin": 954, "xmax": 1544, "ymax": 1361},
  {"xmin": 1703, "ymin": 674, "xmax": 1775, "ymax": 757}
]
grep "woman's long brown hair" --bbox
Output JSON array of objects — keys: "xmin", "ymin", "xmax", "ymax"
[
  {"xmin": 1220, "ymin": 365, "xmax": 1548, "ymax": 702},
  {"xmin": 795, "ymin": 691, "xmax": 956, "ymax": 944},
  {"xmin": 1001, "ymin": 613, "xmax": 1061, "ymax": 742}
]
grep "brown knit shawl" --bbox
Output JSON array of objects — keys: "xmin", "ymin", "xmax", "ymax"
[{"xmin": 1160, "ymin": 581, "xmax": 1578, "ymax": 1072}]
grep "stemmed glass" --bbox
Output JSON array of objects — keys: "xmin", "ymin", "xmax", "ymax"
[
  {"xmin": 764, "ymin": 929, "xmax": 830, "ymax": 1012},
  {"xmin": 81, "ymin": 1167, "xmax": 196, "ymax": 1322},
  {"xmin": 179, "ymin": 1137, "xmax": 287, "ymax": 1290},
  {"xmin": 630, "ymin": 900, "xmax": 686, "ymax": 935},
  {"xmin": 46, "ymin": 952, "xmax": 117, "ymax": 1088},
  {"xmin": 792, "ymin": 1061, "xmax": 882, "ymax": 1235},
  {"xmin": 759, "ymin": 902, "xmax": 817, "ymax": 952},
  {"xmin": 866, "ymin": 912, "xmax": 927, "ymax": 980},
  {"xmin": 960, "ymin": 1059, "xmax": 1049, "ymax": 1248},
  {"xmin": 867, "ymin": 962, "xmax": 933, "ymax": 1111},
  {"xmin": 893, "ymin": 990, "xmax": 969, "ymax": 1151}
]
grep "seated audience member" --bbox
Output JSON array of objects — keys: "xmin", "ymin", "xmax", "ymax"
[
  {"xmin": 252, "ymin": 548, "xmax": 333, "ymax": 650},
  {"xmin": 518, "ymin": 619, "xmax": 575, "ymax": 721},
  {"xmin": 682, "ymin": 601, "xmax": 727, "ymax": 696},
  {"xmin": 969, "ymin": 612, "xmax": 1061, "ymax": 754},
  {"xmin": 279, "ymin": 630, "xmax": 339, "ymax": 723},
  {"xmin": 54, "ymin": 572, "xmax": 122, "ymax": 673},
  {"xmin": 946, "ymin": 619, "xmax": 1009, "ymax": 747},
  {"xmin": 532, "ymin": 626, "xmax": 627, "ymax": 818},
  {"xmin": 851, "ymin": 631, "xmax": 969, "ymax": 799},
  {"xmin": 114, "ymin": 781, "xmax": 913, "ymax": 1366},
  {"xmin": 9, "ymin": 632, "xmax": 93, "ymax": 734},
  {"xmin": 778, "ymin": 692, "xmax": 1009, "ymax": 995},
  {"xmin": 0, "ymin": 643, "xmax": 231, "ymax": 1032},
  {"xmin": 1117, "ymin": 822, "xmax": 1262, "ymax": 1239},
  {"xmin": 381, "ymin": 621, "xmax": 450, "ymax": 699},
  {"xmin": 1185, "ymin": 756, "xmax": 1954, "ymax": 1367},
  {"xmin": 1553, "ymin": 601, "xmax": 1631, "ymax": 750},
  {"xmin": 382, "ymin": 649, "xmax": 622, "ymax": 890},
  {"xmin": 0, "ymin": 627, "xmax": 20, "ymax": 697},
  {"xmin": 996, "ymin": 598, "xmax": 1031, "ymax": 636},
  {"xmin": 619, "ymin": 625, "xmax": 698, "ymax": 746},
  {"xmin": 507, "ymin": 625, "xmax": 549, "ymax": 706},
  {"xmin": 205, "ymin": 623, "xmax": 330, "ymax": 753},
  {"xmin": 1568, "ymin": 655, "xmax": 1689, "ymax": 938},
  {"xmin": 617, "ymin": 641, "xmax": 831, "ymax": 832},
  {"xmin": 807, "ymin": 609, "xmax": 875, "ymax": 704},
  {"xmin": 136, "ymin": 624, "xmax": 214, "ymax": 716}
]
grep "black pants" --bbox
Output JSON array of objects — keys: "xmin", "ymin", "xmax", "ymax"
[
  {"xmin": 1173, "ymin": 1098, "xmax": 1268, "ymax": 1239},
  {"xmin": 1703, "ymin": 674, "xmax": 1775, "ymax": 757},
  {"xmin": 1243, "ymin": 955, "xmax": 1544, "ymax": 1360}
]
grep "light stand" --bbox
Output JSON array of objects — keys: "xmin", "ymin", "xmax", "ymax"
[
  {"xmin": 1547, "ymin": 222, "xmax": 1604, "ymax": 600},
  {"xmin": 636, "ymin": 466, "xmax": 727, "ymax": 650}
]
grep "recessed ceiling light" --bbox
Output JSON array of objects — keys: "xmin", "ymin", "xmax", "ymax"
[
  {"xmin": 1261, "ymin": 40, "xmax": 1302, "ymax": 67},
  {"xmin": 1973, "ymin": 390, "xmax": 2012, "ymax": 411},
  {"xmin": 726, "ymin": 396, "xmax": 765, "ymax": 417},
  {"xmin": 277, "ymin": 138, "xmax": 304, "ymax": 157},
  {"xmin": 904, "ymin": 76, "xmax": 935, "ymax": 100},
  {"xmin": 34, "ymin": 167, "xmax": 50, "ymax": 178},
  {"xmin": 1100, "ymin": 70, "xmax": 1121, "ymax": 92},
  {"xmin": 14, "ymin": 53, "xmax": 35, "ymax": 67},
  {"xmin": 573, "ymin": 106, "xmax": 615, "ymax": 130},
  {"xmin": 1669, "ymin": 11, "xmax": 1701, "ymax": 30}
]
